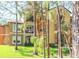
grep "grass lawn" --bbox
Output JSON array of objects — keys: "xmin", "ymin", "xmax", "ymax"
[
  {"xmin": 50, "ymin": 47, "xmax": 70, "ymax": 58},
  {"xmin": 0, "ymin": 45, "xmax": 70, "ymax": 58},
  {"xmin": 0, "ymin": 45, "xmax": 43, "ymax": 58}
]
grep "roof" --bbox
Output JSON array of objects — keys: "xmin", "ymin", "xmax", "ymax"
[
  {"xmin": 49, "ymin": 5, "xmax": 71, "ymax": 14},
  {"xmin": 0, "ymin": 18, "xmax": 24, "ymax": 26},
  {"xmin": 8, "ymin": 19, "xmax": 24, "ymax": 24}
]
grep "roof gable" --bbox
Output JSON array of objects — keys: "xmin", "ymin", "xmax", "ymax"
[{"xmin": 49, "ymin": 6, "xmax": 71, "ymax": 14}]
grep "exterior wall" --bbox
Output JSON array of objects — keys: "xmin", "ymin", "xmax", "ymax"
[
  {"xmin": 0, "ymin": 21, "xmax": 24, "ymax": 45},
  {"xmin": 49, "ymin": 6, "xmax": 71, "ymax": 44},
  {"xmin": 8, "ymin": 22, "xmax": 23, "ymax": 45},
  {"xmin": 0, "ymin": 26, "xmax": 5, "ymax": 44},
  {"xmin": 34, "ymin": 8, "xmax": 71, "ymax": 44},
  {"xmin": 49, "ymin": 20, "xmax": 56, "ymax": 43},
  {"xmin": 35, "ymin": 14, "xmax": 57, "ymax": 44},
  {"xmin": 4, "ymin": 25, "xmax": 10, "ymax": 45}
]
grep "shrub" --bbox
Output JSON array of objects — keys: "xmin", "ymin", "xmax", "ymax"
[{"xmin": 62, "ymin": 48, "xmax": 69, "ymax": 56}]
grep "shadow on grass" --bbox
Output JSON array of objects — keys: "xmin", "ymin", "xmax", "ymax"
[{"xmin": 18, "ymin": 47, "xmax": 34, "ymax": 57}]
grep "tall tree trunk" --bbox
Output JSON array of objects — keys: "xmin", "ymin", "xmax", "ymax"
[
  {"xmin": 47, "ymin": 3, "xmax": 50, "ymax": 58},
  {"xmin": 32, "ymin": 1, "xmax": 38, "ymax": 55},
  {"xmin": 69, "ymin": 16, "xmax": 72, "ymax": 57},
  {"xmin": 23, "ymin": 14, "xmax": 26, "ymax": 46},
  {"xmin": 72, "ymin": 1, "xmax": 79, "ymax": 57},
  {"xmin": 56, "ymin": 2, "xmax": 62, "ymax": 58},
  {"xmin": 15, "ymin": 1, "xmax": 18, "ymax": 50},
  {"xmin": 40, "ymin": 2, "xmax": 46, "ymax": 58}
]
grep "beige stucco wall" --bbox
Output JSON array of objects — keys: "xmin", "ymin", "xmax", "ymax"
[{"xmin": 49, "ymin": 6, "xmax": 71, "ymax": 44}]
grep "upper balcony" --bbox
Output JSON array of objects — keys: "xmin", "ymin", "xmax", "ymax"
[{"xmin": 25, "ymin": 25, "xmax": 34, "ymax": 33}]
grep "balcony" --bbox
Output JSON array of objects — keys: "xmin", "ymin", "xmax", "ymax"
[
  {"xmin": 25, "ymin": 25, "xmax": 34, "ymax": 33},
  {"xmin": 25, "ymin": 29, "xmax": 34, "ymax": 33}
]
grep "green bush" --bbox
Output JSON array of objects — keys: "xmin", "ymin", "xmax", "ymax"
[
  {"xmin": 30, "ymin": 36, "xmax": 38, "ymax": 45},
  {"xmin": 51, "ymin": 48, "xmax": 58, "ymax": 56},
  {"xmin": 62, "ymin": 48, "xmax": 69, "ymax": 56},
  {"xmin": 51, "ymin": 48, "xmax": 69, "ymax": 56}
]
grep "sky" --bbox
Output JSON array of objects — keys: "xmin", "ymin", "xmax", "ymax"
[
  {"xmin": 0, "ymin": 1, "xmax": 26, "ymax": 19},
  {"xmin": 0, "ymin": 1, "xmax": 73, "ymax": 25},
  {"xmin": 0, "ymin": 1, "xmax": 26, "ymax": 25}
]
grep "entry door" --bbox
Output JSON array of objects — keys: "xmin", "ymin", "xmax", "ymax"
[{"xmin": 25, "ymin": 36, "xmax": 31, "ymax": 44}]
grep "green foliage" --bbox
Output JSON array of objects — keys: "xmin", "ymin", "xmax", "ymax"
[
  {"xmin": 38, "ymin": 36, "xmax": 44, "ymax": 55},
  {"xmin": 62, "ymin": 48, "xmax": 69, "ymax": 56},
  {"xmin": 51, "ymin": 48, "xmax": 58, "ymax": 57},
  {"xmin": 31, "ymin": 36, "xmax": 47, "ymax": 55},
  {"xmin": 43, "ymin": 1, "xmax": 50, "ymax": 9},
  {"xmin": 38, "ymin": 36, "xmax": 43, "ymax": 48},
  {"xmin": 30, "ymin": 36, "xmax": 44, "ymax": 48},
  {"xmin": 30, "ymin": 36, "xmax": 38, "ymax": 44},
  {"xmin": 51, "ymin": 47, "xmax": 69, "ymax": 56},
  {"xmin": 38, "ymin": 47, "xmax": 43, "ymax": 55},
  {"xmin": 30, "ymin": 36, "xmax": 39, "ymax": 55}
]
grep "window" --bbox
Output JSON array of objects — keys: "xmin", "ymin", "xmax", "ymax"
[
  {"xmin": 13, "ymin": 24, "xmax": 16, "ymax": 32},
  {"xmin": 12, "ymin": 35, "xmax": 21, "ymax": 44},
  {"xmin": 12, "ymin": 24, "xmax": 21, "ymax": 32}
]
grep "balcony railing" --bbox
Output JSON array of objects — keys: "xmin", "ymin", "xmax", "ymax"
[{"xmin": 25, "ymin": 29, "xmax": 34, "ymax": 33}]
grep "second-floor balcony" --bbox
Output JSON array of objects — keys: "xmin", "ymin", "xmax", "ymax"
[
  {"xmin": 25, "ymin": 29, "xmax": 34, "ymax": 33},
  {"xmin": 25, "ymin": 26, "xmax": 34, "ymax": 33}
]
